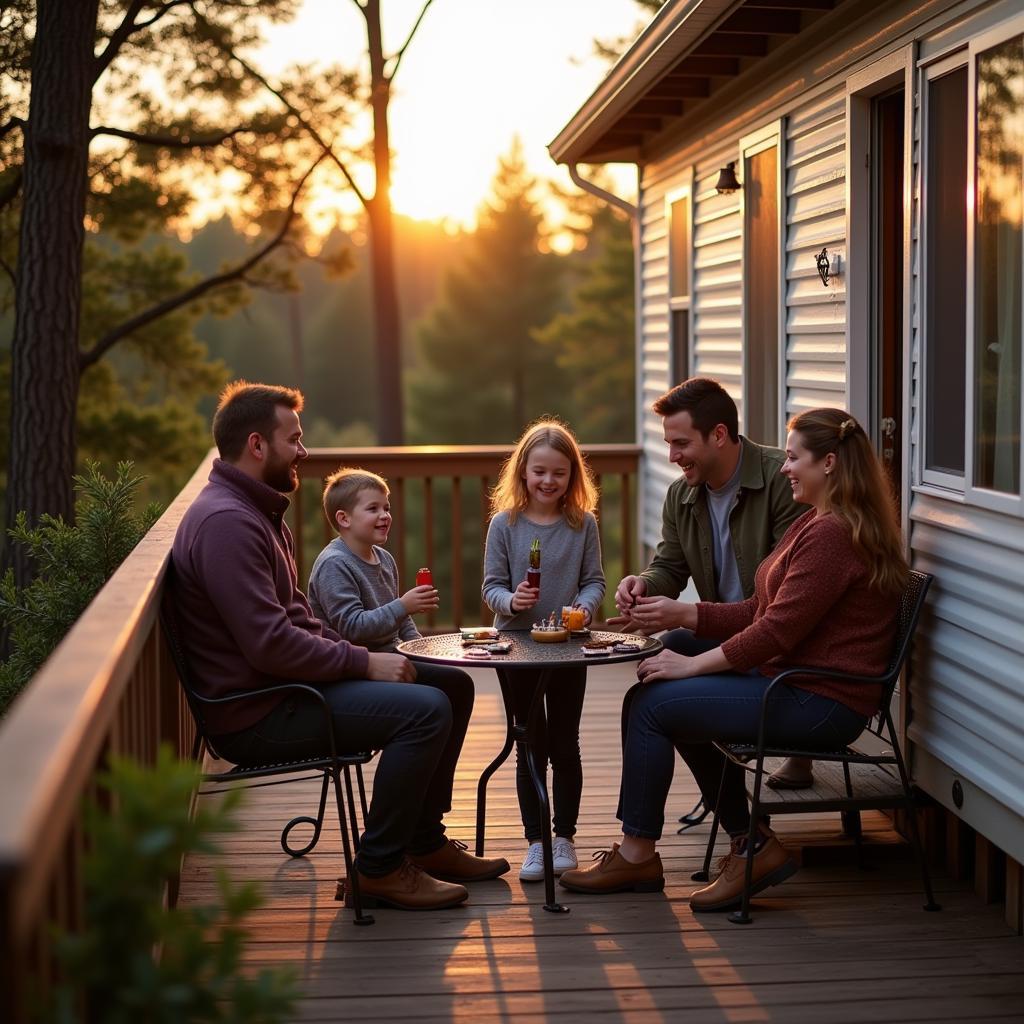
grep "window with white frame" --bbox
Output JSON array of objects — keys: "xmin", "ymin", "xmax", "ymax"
[
  {"xmin": 921, "ymin": 22, "xmax": 1024, "ymax": 510},
  {"xmin": 667, "ymin": 184, "xmax": 692, "ymax": 386}
]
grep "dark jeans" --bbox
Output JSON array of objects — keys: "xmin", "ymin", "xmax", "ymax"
[
  {"xmin": 497, "ymin": 664, "xmax": 586, "ymax": 843},
  {"xmin": 212, "ymin": 662, "xmax": 474, "ymax": 877},
  {"xmin": 617, "ymin": 634, "xmax": 867, "ymax": 838}
]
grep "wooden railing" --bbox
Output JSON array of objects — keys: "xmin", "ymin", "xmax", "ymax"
[
  {"xmin": 0, "ymin": 442, "xmax": 640, "ymax": 1021},
  {"xmin": 292, "ymin": 445, "xmax": 642, "ymax": 627}
]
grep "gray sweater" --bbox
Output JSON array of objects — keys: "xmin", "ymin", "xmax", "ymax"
[
  {"xmin": 308, "ymin": 537, "xmax": 419, "ymax": 652},
  {"xmin": 482, "ymin": 511, "xmax": 605, "ymax": 630}
]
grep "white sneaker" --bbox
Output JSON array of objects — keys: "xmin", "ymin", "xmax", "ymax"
[
  {"xmin": 519, "ymin": 842, "xmax": 545, "ymax": 882},
  {"xmin": 552, "ymin": 837, "xmax": 578, "ymax": 875}
]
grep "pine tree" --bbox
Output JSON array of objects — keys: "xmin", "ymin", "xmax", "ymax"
[
  {"xmin": 409, "ymin": 142, "xmax": 567, "ymax": 443},
  {"xmin": 534, "ymin": 206, "xmax": 635, "ymax": 442}
]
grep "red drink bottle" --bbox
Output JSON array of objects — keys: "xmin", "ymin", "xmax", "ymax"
[
  {"xmin": 416, "ymin": 567, "xmax": 433, "ymax": 587},
  {"xmin": 527, "ymin": 568, "xmax": 541, "ymax": 589}
]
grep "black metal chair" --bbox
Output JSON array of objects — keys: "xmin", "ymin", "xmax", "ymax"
[
  {"xmin": 160, "ymin": 562, "xmax": 376, "ymax": 925},
  {"xmin": 697, "ymin": 569, "xmax": 941, "ymax": 924}
]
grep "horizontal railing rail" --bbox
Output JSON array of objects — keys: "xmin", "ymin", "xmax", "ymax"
[
  {"xmin": 293, "ymin": 444, "xmax": 642, "ymax": 628},
  {"xmin": 0, "ymin": 441, "xmax": 640, "ymax": 1021}
]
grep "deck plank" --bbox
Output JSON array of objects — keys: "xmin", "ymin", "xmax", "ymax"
[{"xmin": 179, "ymin": 663, "xmax": 1024, "ymax": 1021}]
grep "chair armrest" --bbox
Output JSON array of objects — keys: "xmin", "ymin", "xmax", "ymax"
[{"xmin": 194, "ymin": 683, "xmax": 338, "ymax": 759}]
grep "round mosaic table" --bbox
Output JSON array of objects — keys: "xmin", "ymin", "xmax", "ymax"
[{"xmin": 397, "ymin": 629, "xmax": 662, "ymax": 912}]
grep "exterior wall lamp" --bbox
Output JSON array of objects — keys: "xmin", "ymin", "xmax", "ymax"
[{"xmin": 714, "ymin": 161, "xmax": 742, "ymax": 195}]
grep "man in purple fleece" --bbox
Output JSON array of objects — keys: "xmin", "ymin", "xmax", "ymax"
[{"xmin": 171, "ymin": 381, "xmax": 508, "ymax": 911}]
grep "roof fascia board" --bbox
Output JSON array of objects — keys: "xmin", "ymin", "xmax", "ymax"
[{"xmin": 548, "ymin": 0, "xmax": 741, "ymax": 165}]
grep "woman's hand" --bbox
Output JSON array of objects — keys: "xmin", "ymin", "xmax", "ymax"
[
  {"xmin": 636, "ymin": 650, "xmax": 693, "ymax": 683},
  {"xmin": 510, "ymin": 581, "xmax": 540, "ymax": 612}
]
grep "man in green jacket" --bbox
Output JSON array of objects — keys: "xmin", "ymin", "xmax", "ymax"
[{"xmin": 611, "ymin": 377, "xmax": 808, "ymax": 821}]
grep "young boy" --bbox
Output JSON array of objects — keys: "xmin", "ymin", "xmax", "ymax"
[
  {"xmin": 309, "ymin": 468, "xmax": 438, "ymax": 649},
  {"xmin": 309, "ymin": 467, "xmax": 509, "ymax": 884}
]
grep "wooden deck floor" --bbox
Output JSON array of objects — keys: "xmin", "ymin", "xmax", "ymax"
[{"xmin": 179, "ymin": 664, "xmax": 1024, "ymax": 1023}]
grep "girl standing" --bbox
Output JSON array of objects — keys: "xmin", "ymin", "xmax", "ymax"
[{"xmin": 482, "ymin": 419, "xmax": 605, "ymax": 881}]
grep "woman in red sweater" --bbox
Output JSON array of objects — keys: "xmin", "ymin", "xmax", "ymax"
[{"xmin": 560, "ymin": 408, "xmax": 909, "ymax": 911}]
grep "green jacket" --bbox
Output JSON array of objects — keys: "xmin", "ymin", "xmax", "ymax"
[{"xmin": 641, "ymin": 436, "xmax": 805, "ymax": 602}]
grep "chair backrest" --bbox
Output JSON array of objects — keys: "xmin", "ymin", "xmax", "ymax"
[
  {"xmin": 159, "ymin": 559, "xmax": 214, "ymax": 744},
  {"xmin": 869, "ymin": 569, "xmax": 933, "ymax": 736}
]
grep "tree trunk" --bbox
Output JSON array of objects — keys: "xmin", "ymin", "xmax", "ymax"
[
  {"xmin": 364, "ymin": 0, "xmax": 404, "ymax": 445},
  {"xmin": 4, "ymin": 0, "xmax": 97, "ymax": 585}
]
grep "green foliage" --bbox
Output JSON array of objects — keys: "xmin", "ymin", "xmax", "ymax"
[
  {"xmin": 534, "ymin": 205, "xmax": 636, "ymax": 441},
  {"xmin": 409, "ymin": 141, "xmax": 569, "ymax": 443},
  {"xmin": 0, "ymin": 463, "xmax": 160, "ymax": 715},
  {"xmin": 48, "ymin": 745, "xmax": 297, "ymax": 1024}
]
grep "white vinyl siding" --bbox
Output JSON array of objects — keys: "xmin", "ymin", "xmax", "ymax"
[{"xmin": 784, "ymin": 87, "xmax": 849, "ymax": 416}]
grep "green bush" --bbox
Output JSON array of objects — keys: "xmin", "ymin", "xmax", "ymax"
[
  {"xmin": 48, "ymin": 745, "xmax": 297, "ymax": 1023},
  {"xmin": 0, "ymin": 462, "xmax": 160, "ymax": 715}
]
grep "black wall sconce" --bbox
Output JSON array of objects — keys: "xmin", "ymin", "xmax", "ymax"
[
  {"xmin": 814, "ymin": 246, "xmax": 841, "ymax": 287},
  {"xmin": 714, "ymin": 161, "xmax": 741, "ymax": 195}
]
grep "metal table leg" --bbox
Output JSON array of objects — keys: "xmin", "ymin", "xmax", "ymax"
[
  {"xmin": 525, "ymin": 666, "xmax": 569, "ymax": 913},
  {"xmin": 475, "ymin": 672, "xmax": 516, "ymax": 857}
]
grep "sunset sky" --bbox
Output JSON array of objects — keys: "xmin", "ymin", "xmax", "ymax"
[{"xmin": 255, "ymin": 0, "xmax": 646, "ymax": 228}]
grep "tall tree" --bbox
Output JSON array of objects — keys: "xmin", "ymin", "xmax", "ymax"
[
  {"xmin": 2, "ymin": 1, "xmax": 355, "ymax": 583},
  {"xmin": 219, "ymin": 0, "xmax": 436, "ymax": 445},
  {"xmin": 409, "ymin": 142, "xmax": 568, "ymax": 443},
  {"xmin": 534, "ymin": 205, "xmax": 635, "ymax": 442}
]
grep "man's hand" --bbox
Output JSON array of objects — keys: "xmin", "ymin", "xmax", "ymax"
[
  {"xmin": 366, "ymin": 652, "xmax": 417, "ymax": 682},
  {"xmin": 614, "ymin": 575, "xmax": 647, "ymax": 617},
  {"xmin": 401, "ymin": 584, "xmax": 440, "ymax": 616},
  {"xmin": 510, "ymin": 581, "xmax": 539, "ymax": 612},
  {"xmin": 636, "ymin": 650, "xmax": 692, "ymax": 684},
  {"xmin": 626, "ymin": 595, "xmax": 696, "ymax": 633}
]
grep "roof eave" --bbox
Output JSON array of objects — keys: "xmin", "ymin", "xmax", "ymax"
[{"xmin": 548, "ymin": 0, "xmax": 741, "ymax": 166}]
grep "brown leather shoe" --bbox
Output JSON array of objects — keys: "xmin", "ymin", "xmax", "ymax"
[
  {"xmin": 689, "ymin": 835, "xmax": 797, "ymax": 912},
  {"xmin": 408, "ymin": 838, "xmax": 510, "ymax": 883},
  {"xmin": 558, "ymin": 843, "xmax": 664, "ymax": 894},
  {"xmin": 344, "ymin": 859, "xmax": 468, "ymax": 911}
]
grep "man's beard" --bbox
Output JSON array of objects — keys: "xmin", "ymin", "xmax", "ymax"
[{"xmin": 264, "ymin": 451, "xmax": 298, "ymax": 493}]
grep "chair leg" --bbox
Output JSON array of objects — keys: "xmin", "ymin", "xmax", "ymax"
[
  {"xmin": 344, "ymin": 764, "xmax": 363, "ymax": 854},
  {"xmin": 331, "ymin": 766, "xmax": 374, "ymax": 926},
  {"xmin": 280, "ymin": 771, "xmax": 330, "ymax": 857},
  {"xmin": 677, "ymin": 798, "xmax": 709, "ymax": 833},
  {"xmin": 693, "ymin": 758, "xmax": 729, "ymax": 882},
  {"xmin": 729, "ymin": 761, "xmax": 765, "ymax": 925},
  {"xmin": 356, "ymin": 762, "xmax": 369, "ymax": 827},
  {"xmin": 841, "ymin": 762, "xmax": 865, "ymax": 868}
]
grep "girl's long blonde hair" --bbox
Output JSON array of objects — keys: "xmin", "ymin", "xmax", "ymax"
[
  {"xmin": 489, "ymin": 419, "xmax": 598, "ymax": 530},
  {"xmin": 788, "ymin": 408, "xmax": 909, "ymax": 595}
]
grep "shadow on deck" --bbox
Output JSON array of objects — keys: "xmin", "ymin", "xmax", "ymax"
[{"xmin": 178, "ymin": 664, "xmax": 1024, "ymax": 1023}]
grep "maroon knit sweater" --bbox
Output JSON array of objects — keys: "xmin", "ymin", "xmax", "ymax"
[
  {"xmin": 695, "ymin": 509, "xmax": 899, "ymax": 717},
  {"xmin": 172, "ymin": 459, "xmax": 370, "ymax": 734}
]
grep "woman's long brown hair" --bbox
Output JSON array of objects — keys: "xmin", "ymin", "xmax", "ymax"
[{"xmin": 789, "ymin": 408, "xmax": 909, "ymax": 595}]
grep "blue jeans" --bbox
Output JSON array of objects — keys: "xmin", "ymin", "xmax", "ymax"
[
  {"xmin": 213, "ymin": 662, "xmax": 474, "ymax": 877},
  {"xmin": 617, "ymin": 631, "xmax": 867, "ymax": 839},
  {"xmin": 498, "ymin": 665, "xmax": 586, "ymax": 843}
]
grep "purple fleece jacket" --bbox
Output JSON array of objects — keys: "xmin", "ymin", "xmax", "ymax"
[{"xmin": 171, "ymin": 459, "xmax": 370, "ymax": 733}]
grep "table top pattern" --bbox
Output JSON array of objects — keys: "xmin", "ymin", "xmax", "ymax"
[{"xmin": 397, "ymin": 629, "xmax": 662, "ymax": 667}]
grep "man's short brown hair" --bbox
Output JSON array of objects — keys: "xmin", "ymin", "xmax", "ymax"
[
  {"xmin": 212, "ymin": 381, "xmax": 304, "ymax": 461},
  {"xmin": 652, "ymin": 377, "xmax": 739, "ymax": 442},
  {"xmin": 323, "ymin": 468, "xmax": 390, "ymax": 530}
]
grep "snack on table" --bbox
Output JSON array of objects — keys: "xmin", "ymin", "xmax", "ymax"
[
  {"xmin": 531, "ymin": 613, "xmax": 568, "ymax": 643},
  {"xmin": 463, "ymin": 647, "xmax": 492, "ymax": 659},
  {"xmin": 581, "ymin": 645, "xmax": 611, "ymax": 656},
  {"xmin": 612, "ymin": 641, "xmax": 643, "ymax": 653},
  {"xmin": 487, "ymin": 641, "xmax": 511, "ymax": 653},
  {"xmin": 460, "ymin": 626, "xmax": 499, "ymax": 641}
]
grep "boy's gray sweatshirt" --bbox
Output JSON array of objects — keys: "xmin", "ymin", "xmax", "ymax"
[
  {"xmin": 308, "ymin": 537, "xmax": 419, "ymax": 651},
  {"xmin": 482, "ymin": 511, "xmax": 605, "ymax": 630}
]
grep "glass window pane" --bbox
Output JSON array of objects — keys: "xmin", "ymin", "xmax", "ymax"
[
  {"xmin": 925, "ymin": 66, "xmax": 968, "ymax": 476},
  {"xmin": 974, "ymin": 36, "xmax": 1023, "ymax": 494},
  {"xmin": 671, "ymin": 308, "xmax": 689, "ymax": 385},
  {"xmin": 669, "ymin": 196, "xmax": 690, "ymax": 299}
]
